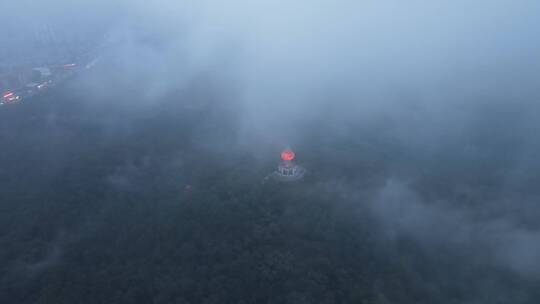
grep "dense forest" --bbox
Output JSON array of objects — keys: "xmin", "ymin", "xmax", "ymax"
[{"xmin": 1, "ymin": 70, "xmax": 539, "ymax": 304}]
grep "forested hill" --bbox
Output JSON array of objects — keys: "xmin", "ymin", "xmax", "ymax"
[{"xmin": 0, "ymin": 75, "xmax": 538, "ymax": 304}]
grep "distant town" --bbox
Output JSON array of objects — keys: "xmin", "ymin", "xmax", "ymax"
[
  {"xmin": 0, "ymin": 55, "xmax": 101, "ymax": 107},
  {"xmin": 0, "ymin": 27, "xmax": 108, "ymax": 107}
]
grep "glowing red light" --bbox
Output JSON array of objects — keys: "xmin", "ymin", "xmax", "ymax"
[{"xmin": 281, "ymin": 150, "xmax": 296, "ymax": 161}]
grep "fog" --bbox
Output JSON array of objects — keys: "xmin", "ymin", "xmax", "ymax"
[{"xmin": 2, "ymin": 0, "xmax": 540, "ymax": 303}]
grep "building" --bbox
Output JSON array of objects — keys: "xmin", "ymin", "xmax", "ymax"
[
  {"xmin": 1, "ymin": 91, "xmax": 21, "ymax": 105},
  {"xmin": 271, "ymin": 149, "xmax": 306, "ymax": 182},
  {"xmin": 32, "ymin": 67, "xmax": 52, "ymax": 81}
]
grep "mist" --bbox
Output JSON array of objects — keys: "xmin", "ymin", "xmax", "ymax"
[{"xmin": 1, "ymin": 0, "xmax": 540, "ymax": 303}]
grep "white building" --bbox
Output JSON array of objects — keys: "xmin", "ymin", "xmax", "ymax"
[{"xmin": 271, "ymin": 150, "xmax": 306, "ymax": 182}]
